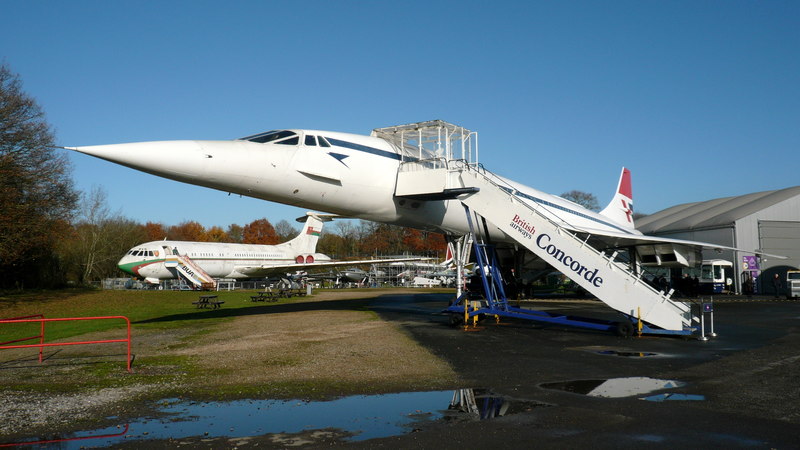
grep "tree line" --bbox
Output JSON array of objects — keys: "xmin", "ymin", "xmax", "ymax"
[
  {"xmin": 3, "ymin": 63, "xmax": 612, "ymax": 290},
  {"xmin": 0, "ymin": 63, "xmax": 445, "ymax": 288},
  {"xmin": 60, "ymin": 186, "xmax": 446, "ymax": 286}
]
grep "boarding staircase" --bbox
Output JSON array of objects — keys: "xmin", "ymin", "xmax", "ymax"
[
  {"xmin": 164, "ymin": 253, "xmax": 216, "ymax": 290},
  {"xmin": 396, "ymin": 160, "xmax": 695, "ymax": 332}
]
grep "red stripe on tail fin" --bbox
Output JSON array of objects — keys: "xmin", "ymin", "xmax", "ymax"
[{"xmin": 619, "ymin": 168, "xmax": 632, "ymax": 200}]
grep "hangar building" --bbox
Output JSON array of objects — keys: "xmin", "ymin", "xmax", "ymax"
[{"xmin": 636, "ymin": 186, "xmax": 800, "ymax": 295}]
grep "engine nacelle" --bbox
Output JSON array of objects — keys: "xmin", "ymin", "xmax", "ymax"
[{"xmin": 637, "ymin": 244, "xmax": 701, "ymax": 267}]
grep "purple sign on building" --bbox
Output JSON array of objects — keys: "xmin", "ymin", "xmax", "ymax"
[
  {"xmin": 742, "ymin": 255, "xmax": 760, "ymax": 271},
  {"xmin": 742, "ymin": 255, "xmax": 760, "ymax": 294}
]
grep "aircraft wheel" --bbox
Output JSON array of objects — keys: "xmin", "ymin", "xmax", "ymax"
[
  {"xmin": 615, "ymin": 321, "xmax": 634, "ymax": 337},
  {"xmin": 449, "ymin": 314, "xmax": 464, "ymax": 327}
]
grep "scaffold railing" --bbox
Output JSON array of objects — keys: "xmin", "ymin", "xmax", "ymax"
[{"xmin": 373, "ymin": 120, "xmax": 478, "ymax": 165}]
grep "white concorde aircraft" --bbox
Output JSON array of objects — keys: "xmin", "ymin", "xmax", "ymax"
[
  {"xmin": 68, "ymin": 120, "xmax": 763, "ymax": 272},
  {"xmin": 119, "ymin": 213, "xmax": 426, "ymax": 287}
]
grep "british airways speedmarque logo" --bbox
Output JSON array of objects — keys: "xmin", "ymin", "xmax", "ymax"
[
  {"xmin": 621, "ymin": 199, "xmax": 633, "ymax": 223},
  {"xmin": 510, "ymin": 214, "xmax": 535, "ymax": 239}
]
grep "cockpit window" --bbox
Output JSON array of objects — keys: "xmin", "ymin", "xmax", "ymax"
[
  {"xmin": 318, "ymin": 136, "xmax": 331, "ymax": 147},
  {"xmin": 239, "ymin": 130, "xmax": 297, "ymax": 144},
  {"xmin": 304, "ymin": 135, "xmax": 317, "ymax": 146},
  {"xmin": 276, "ymin": 135, "xmax": 299, "ymax": 145}
]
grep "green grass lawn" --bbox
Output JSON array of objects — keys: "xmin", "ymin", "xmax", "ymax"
[
  {"xmin": 0, "ymin": 287, "xmax": 458, "ymax": 400},
  {"xmin": 0, "ymin": 288, "xmax": 312, "ymax": 393},
  {"xmin": 1, "ymin": 289, "xmax": 281, "ymax": 343}
]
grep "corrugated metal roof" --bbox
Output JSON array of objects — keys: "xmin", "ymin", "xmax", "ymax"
[{"xmin": 636, "ymin": 186, "xmax": 800, "ymax": 233}]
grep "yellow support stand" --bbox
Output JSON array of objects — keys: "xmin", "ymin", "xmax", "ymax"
[
  {"xmin": 463, "ymin": 300, "xmax": 469, "ymax": 331},
  {"xmin": 637, "ymin": 307, "xmax": 643, "ymax": 337}
]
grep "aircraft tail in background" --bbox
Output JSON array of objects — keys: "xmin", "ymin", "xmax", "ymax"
[{"xmin": 281, "ymin": 213, "xmax": 327, "ymax": 255}]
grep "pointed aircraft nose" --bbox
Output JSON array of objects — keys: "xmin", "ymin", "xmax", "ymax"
[
  {"xmin": 67, "ymin": 140, "xmax": 210, "ymax": 181},
  {"xmin": 117, "ymin": 254, "xmax": 139, "ymax": 276}
]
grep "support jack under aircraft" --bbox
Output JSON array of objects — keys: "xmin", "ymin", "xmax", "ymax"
[
  {"xmin": 69, "ymin": 120, "xmax": 775, "ymax": 335},
  {"xmin": 119, "ymin": 213, "xmax": 426, "ymax": 290}
]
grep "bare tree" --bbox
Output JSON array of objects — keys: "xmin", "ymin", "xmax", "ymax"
[
  {"xmin": 274, "ymin": 219, "xmax": 298, "ymax": 242},
  {"xmin": 561, "ymin": 190, "xmax": 600, "ymax": 212},
  {"xmin": 62, "ymin": 186, "xmax": 146, "ymax": 283},
  {"xmin": 334, "ymin": 220, "xmax": 360, "ymax": 257}
]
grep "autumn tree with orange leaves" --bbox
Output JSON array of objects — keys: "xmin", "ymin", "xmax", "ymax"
[
  {"xmin": 168, "ymin": 221, "xmax": 207, "ymax": 241},
  {"xmin": 142, "ymin": 222, "xmax": 167, "ymax": 241},
  {"xmin": 242, "ymin": 218, "xmax": 280, "ymax": 244},
  {"xmin": 205, "ymin": 226, "xmax": 230, "ymax": 242}
]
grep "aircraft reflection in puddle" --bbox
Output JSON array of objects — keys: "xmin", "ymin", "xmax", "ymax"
[
  {"xmin": 541, "ymin": 377, "xmax": 686, "ymax": 398},
  {"xmin": 6, "ymin": 389, "xmax": 538, "ymax": 448},
  {"xmin": 447, "ymin": 388, "xmax": 546, "ymax": 420},
  {"xmin": 640, "ymin": 393, "xmax": 706, "ymax": 402}
]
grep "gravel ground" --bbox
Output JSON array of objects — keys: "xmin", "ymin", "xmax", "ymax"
[{"xmin": 0, "ymin": 385, "xmax": 153, "ymax": 436}]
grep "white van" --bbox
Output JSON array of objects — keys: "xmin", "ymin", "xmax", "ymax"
[
  {"xmin": 699, "ymin": 259, "xmax": 734, "ymax": 294},
  {"xmin": 787, "ymin": 271, "xmax": 800, "ymax": 299}
]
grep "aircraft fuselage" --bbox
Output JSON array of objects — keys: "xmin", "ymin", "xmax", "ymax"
[
  {"xmin": 72, "ymin": 128, "xmax": 638, "ymax": 241},
  {"xmin": 119, "ymin": 240, "xmax": 331, "ymax": 282}
]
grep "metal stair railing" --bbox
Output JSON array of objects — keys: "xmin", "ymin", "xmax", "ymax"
[
  {"xmin": 463, "ymin": 204, "xmax": 508, "ymax": 311},
  {"xmin": 176, "ymin": 254, "xmax": 217, "ymax": 288},
  {"xmin": 453, "ymin": 165, "xmax": 693, "ymax": 329}
]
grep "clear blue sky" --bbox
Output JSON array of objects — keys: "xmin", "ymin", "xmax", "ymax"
[{"xmin": 2, "ymin": 1, "xmax": 798, "ymax": 229}]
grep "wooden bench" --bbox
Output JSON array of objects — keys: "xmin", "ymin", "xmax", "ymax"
[
  {"xmin": 193, "ymin": 295, "xmax": 225, "ymax": 309},
  {"xmin": 250, "ymin": 291, "xmax": 278, "ymax": 302},
  {"xmin": 273, "ymin": 288, "xmax": 305, "ymax": 298}
]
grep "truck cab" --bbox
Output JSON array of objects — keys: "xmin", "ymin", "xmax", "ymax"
[
  {"xmin": 787, "ymin": 270, "xmax": 800, "ymax": 299},
  {"xmin": 699, "ymin": 259, "xmax": 734, "ymax": 294}
]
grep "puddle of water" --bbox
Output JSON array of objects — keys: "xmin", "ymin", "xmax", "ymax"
[
  {"xmin": 541, "ymin": 377, "xmax": 685, "ymax": 398},
  {"xmin": 703, "ymin": 432, "xmax": 766, "ymax": 446},
  {"xmin": 640, "ymin": 393, "xmax": 705, "ymax": 402},
  {"xmin": 631, "ymin": 433, "xmax": 667, "ymax": 442},
  {"xmin": 596, "ymin": 350, "xmax": 658, "ymax": 357},
  {"xmin": 8, "ymin": 389, "xmax": 539, "ymax": 448}
]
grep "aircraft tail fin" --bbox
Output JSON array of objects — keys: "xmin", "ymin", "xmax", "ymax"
[
  {"xmin": 599, "ymin": 167, "xmax": 635, "ymax": 229},
  {"xmin": 283, "ymin": 213, "xmax": 326, "ymax": 254}
]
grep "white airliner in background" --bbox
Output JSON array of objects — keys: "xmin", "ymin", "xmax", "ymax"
[{"xmin": 119, "ymin": 213, "xmax": 425, "ymax": 288}]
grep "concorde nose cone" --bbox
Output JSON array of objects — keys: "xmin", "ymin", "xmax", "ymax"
[{"xmin": 67, "ymin": 140, "xmax": 208, "ymax": 180}]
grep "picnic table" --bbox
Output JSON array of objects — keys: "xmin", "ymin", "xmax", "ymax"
[
  {"xmin": 250, "ymin": 291, "xmax": 279, "ymax": 302},
  {"xmin": 275, "ymin": 288, "xmax": 307, "ymax": 298},
  {"xmin": 193, "ymin": 294, "xmax": 225, "ymax": 309}
]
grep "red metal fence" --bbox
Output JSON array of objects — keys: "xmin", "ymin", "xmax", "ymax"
[
  {"xmin": 0, "ymin": 315, "xmax": 132, "ymax": 372},
  {"xmin": 0, "ymin": 314, "xmax": 45, "ymax": 363}
]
